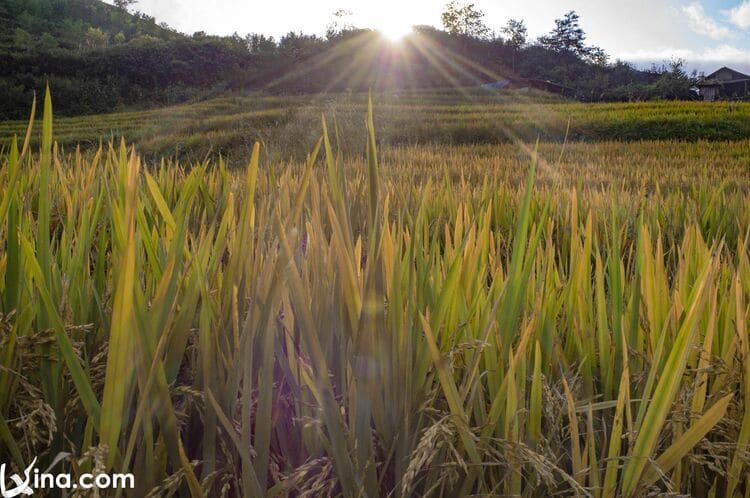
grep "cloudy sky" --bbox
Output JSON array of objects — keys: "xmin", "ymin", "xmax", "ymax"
[{"xmin": 113, "ymin": 0, "xmax": 750, "ymax": 73}]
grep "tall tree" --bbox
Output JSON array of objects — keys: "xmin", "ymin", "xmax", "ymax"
[
  {"xmin": 502, "ymin": 19, "xmax": 527, "ymax": 72},
  {"xmin": 539, "ymin": 11, "xmax": 587, "ymax": 55},
  {"xmin": 441, "ymin": 1, "xmax": 489, "ymax": 39},
  {"xmin": 502, "ymin": 19, "xmax": 527, "ymax": 49},
  {"xmin": 84, "ymin": 26, "xmax": 108, "ymax": 49},
  {"xmin": 586, "ymin": 46, "xmax": 609, "ymax": 66},
  {"xmin": 326, "ymin": 9, "xmax": 355, "ymax": 40},
  {"xmin": 246, "ymin": 33, "xmax": 277, "ymax": 54},
  {"xmin": 113, "ymin": 0, "xmax": 138, "ymax": 11}
]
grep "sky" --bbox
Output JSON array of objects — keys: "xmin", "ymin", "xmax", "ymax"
[{"xmin": 110, "ymin": 0, "xmax": 750, "ymax": 73}]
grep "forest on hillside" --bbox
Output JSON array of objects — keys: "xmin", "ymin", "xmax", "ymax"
[{"xmin": 0, "ymin": 0, "xmax": 699, "ymax": 118}]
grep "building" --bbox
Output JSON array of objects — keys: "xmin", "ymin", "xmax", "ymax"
[
  {"xmin": 481, "ymin": 79, "xmax": 512, "ymax": 90},
  {"xmin": 697, "ymin": 67, "xmax": 750, "ymax": 101},
  {"xmin": 480, "ymin": 77, "xmax": 574, "ymax": 97},
  {"xmin": 526, "ymin": 78, "xmax": 575, "ymax": 97}
]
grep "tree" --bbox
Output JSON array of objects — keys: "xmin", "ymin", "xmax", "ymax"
[
  {"xmin": 585, "ymin": 46, "xmax": 609, "ymax": 66},
  {"xmin": 13, "ymin": 28, "xmax": 33, "ymax": 50},
  {"xmin": 441, "ymin": 2, "xmax": 489, "ymax": 39},
  {"xmin": 39, "ymin": 32, "xmax": 59, "ymax": 51},
  {"xmin": 246, "ymin": 33, "xmax": 277, "ymax": 54},
  {"xmin": 17, "ymin": 11, "xmax": 35, "ymax": 31},
  {"xmin": 502, "ymin": 19, "xmax": 527, "ymax": 49},
  {"xmin": 650, "ymin": 58, "xmax": 696, "ymax": 99},
  {"xmin": 84, "ymin": 26, "xmax": 108, "ymax": 49},
  {"xmin": 539, "ymin": 11, "xmax": 586, "ymax": 55},
  {"xmin": 502, "ymin": 19, "xmax": 527, "ymax": 72},
  {"xmin": 113, "ymin": 0, "xmax": 137, "ymax": 11},
  {"xmin": 279, "ymin": 32, "xmax": 326, "ymax": 60},
  {"xmin": 131, "ymin": 34, "xmax": 159, "ymax": 45},
  {"xmin": 326, "ymin": 9, "xmax": 355, "ymax": 40}
]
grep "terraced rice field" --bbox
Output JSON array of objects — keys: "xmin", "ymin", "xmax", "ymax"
[{"xmin": 1, "ymin": 89, "xmax": 749, "ymax": 164}]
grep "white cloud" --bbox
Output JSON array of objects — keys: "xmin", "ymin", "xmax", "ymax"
[
  {"xmin": 618, "ymin": 44, "xmax": 750, "ymax": 69},
  {"xmin": 618, "ymin": 47, "xmax": 695, "ymax": 61},
  {"xmin": 701, "ymin": 44, "xmax": 750, "ymax": 61},
  {"xmin": 729, "ymin": 1, "xmax": 750, "ymax": 29},
  {"xmin": 682, "ymin": 2, "xmax": 734, "ymax": 40}
]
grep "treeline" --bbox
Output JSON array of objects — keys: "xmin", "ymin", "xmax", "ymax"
[
  {"xmin": 0, "ymin": 0, "xmax": 181, "ymax": 50},
  {"xmin": 0, "ymin": 0, "xmax": 699, "ymax": 119}
]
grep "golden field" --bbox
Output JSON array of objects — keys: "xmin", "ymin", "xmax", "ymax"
[{"xmin": 0, "ymin": 92, "xmax": 749, "ymax": 496}]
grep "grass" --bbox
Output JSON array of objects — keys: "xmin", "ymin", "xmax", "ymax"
[
  {"xmin": 1, "ymin": 88, "xmax": 750, "ymax": 164},
  {"xmin": 0, "ymin": 91, "xmax": 749, "ymax": 496}
]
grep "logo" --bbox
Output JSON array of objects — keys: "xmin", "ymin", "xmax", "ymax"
[
  {"xmin": 0, "ymin": 457, "xmax": 134, "ymax": 496},
  {"xmin": 0, "ymin": 458, "xmax": 35, "ymax": 498}
]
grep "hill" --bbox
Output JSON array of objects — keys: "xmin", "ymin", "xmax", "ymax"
[
  {"xmin": 0, "ymin": 0, "xmax": 261, "ymax": 118},
  {"xmin": 0, "ymin": 1, "xmax": 697, "ymax": 120},
  {"xmin": 0, "ymin": 0, "xmax": 180, "ymax": 49}
]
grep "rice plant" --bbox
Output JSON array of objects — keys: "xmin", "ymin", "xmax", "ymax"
[
  {"xmin": 0, "ymin": 90, "xmax": 749, "ymax": 496},
  {"xmin": 2, "ymin": 90, "xmax": 750, "ymax": 164}
]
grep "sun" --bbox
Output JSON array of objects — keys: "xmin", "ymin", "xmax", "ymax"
[
  {"xmin": 377, "ymin": 21, "xmax": 413, "ymax": 42},
  {"xmin": 357, "ymin": 4, "xmax": 417, "ymax": 42}
]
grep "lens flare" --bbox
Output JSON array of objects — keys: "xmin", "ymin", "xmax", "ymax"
[{"xmin": 377, "ymin": 22, "xmax": 412, "ymax": 42}]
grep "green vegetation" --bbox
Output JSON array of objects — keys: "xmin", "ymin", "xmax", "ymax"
[
  {"xmin": 0, "ymin": 92, "xmax": 749, "ymax": 496},
  {"xmin": 2, "ymin": 90, "xmax": 748, "ymax": 165},
  {"xmin": 0, "ymin": 0, "xmax": 180, "ymax": 50},
  {"xmin": 0, "ymin": 0, "xmax": 702, "ymax": 120},
  {"xmin": 0, "ymin": 0, "xmax": 263, "ymax": 118}
]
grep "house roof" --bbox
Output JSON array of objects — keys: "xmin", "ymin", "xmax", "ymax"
[
  {"xmin": 481, "ymin": 79, "xmax": 512, "ymax": 89},
  {"xmin": 696, "ymin": 67, "xmax": 750, "ymax": 87},
  {"xmin": 705, "ymin": 66, "xmax": 750, "ymax": 81},
  {"xmin": 526, "ymin": 78, "xmax": 575, "ymax": 92}
]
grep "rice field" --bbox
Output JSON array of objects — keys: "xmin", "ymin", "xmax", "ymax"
[
  {"xmin": 1, "ymin": 89, "xmax": 749, "ymax": 165},
  {"xmin": 0, "ymin": 91, "xmax": 749, "ymax": 497}
]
